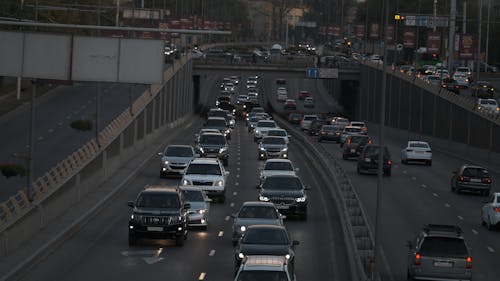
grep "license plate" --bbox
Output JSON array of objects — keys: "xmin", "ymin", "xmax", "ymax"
[
  {"xmin": 276, "ymin": 204, "xmax": 289, "ymax": 209},
  {"xmin": 364, "ymin": 158, "xmax": 371, "ymax": 162},
  {"xmin": 147, "ymin": 227, "xmax": 163, "ymax": 232},
  {"xmin": 471, "ymin": 179, "xmax": 481, "ymax": 183},
  {"xmin": 433, "ymin": 261, "xmax": 453, "ymax": 268},
  {"xmin": 351, "ymin": 149, "xmax": 356, "ymax": 153}
]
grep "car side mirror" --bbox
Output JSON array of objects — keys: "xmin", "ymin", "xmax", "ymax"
[
  {"xmin": 157, "ymin": 152, "xmax": 163, "ymax": 156},
  {"xmin": 292, "ymin": 240, "xmax": 300, "ymax": 246},
  {"xmin": 205, "ymin": 198, "xmax": 213, "ymax": 203},
  {"xmin": 127, "ymin": 201, "xmax": 134, "ymax": 208},
  {"xmin": 295, "ymin": 168, "xmax": 300, "ymax": 172},
  {"xmin": 184, "ymin": 203, "xmax": 191, "ymax": 209}
]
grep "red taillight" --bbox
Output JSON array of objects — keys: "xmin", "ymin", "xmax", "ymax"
[
  {"xmin": 347, "ymin": 138, "xmax": 351, "ymax": 145},
  {"xmin": 466, "ymin": 256, "xmax": 472, "ymax": 269},
  {"xmin": 301, "ymin": 120, "xmax": 304, "ymax": 123},
  {"xmin": 482, "ymin": 178, "xmax": 492, "ymax": 184},
  {"xmin": 458, "ymin": 176, "xmax": 470, "ymax": 182},
  {"xmin": 362, "ymin": 127, "xmax": 367, "ymax": 132},
  {"xmin": 414, "ymin": 253, "xmax": 421, "ymax": 265},
  {"xmin": 493, "ymin": 207, "xmax": 500, "ymax": 213},
  {"xmin": 368, "ymin": 139, "xmax": 372, "ymax": 144},
  {"xmin": 387, "ymin": 160, "xmax": 392, "ymax": 165}
]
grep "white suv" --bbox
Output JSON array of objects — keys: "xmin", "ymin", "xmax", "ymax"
[
  {"xmin": 181, "ymin": 158, "xmax": 229, "ymax": 203},
  {"xmin": 300, "ymin": 114, "xmax": 318, "ymax": 130},
  {"xmin": 235, "ymin": 255, "xmax": 295, "ymax": 281},
  {"xmin": 476, "ymin": 98, "xmax": 499, "ymax": 114},
  {"xmin": 253, "ymin": 120, "xmax": 278, "ymax": 142}
]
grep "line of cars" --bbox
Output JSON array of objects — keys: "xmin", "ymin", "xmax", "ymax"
[{"xmin": 276, "ymin": 80, "xmax": 314, "ymax": 111}]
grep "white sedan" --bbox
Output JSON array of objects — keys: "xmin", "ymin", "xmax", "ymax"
[
  {"xmin": 401, "ymin": 141, "xmax": 432, "ymax": 166},
  {"xmin": 482, "ymin": 192, "xmax": 500, "ymax": 230}
]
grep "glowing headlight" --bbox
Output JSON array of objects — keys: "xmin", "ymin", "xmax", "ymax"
[
  {"xmin": 259, "ymin": 195, "xmax": 270, "ymax": 202},
  {"xmin": 295, "ymin": 196, "xmax": 306, "ymax": 202},
  {"xmin": 215, "ymin": 180, "xmax": 224, "ymax": 186},
  {"xmin": 219, "ymin": 147, "xmax": 227, "ymax": 154},
  {"xmin": 259, "ymin": 147, "xmax": 266, "ymax": 151},
  {"xmin": 198, "ymin": 209, "xmax": 206, "ymax": 214},
  {"xmin": 130, "ymin": 214, "xmax": 135, "ymax": 220},
  {"xmin": 198, "ymin": 147, "xmax": 204, "ymax": 154},
  {"xmin": 182, "ymin": 179, "xmax": 189, "ymax": 185},
  {"xmin": 281, "ymin": 147, "xmax": 288, "ymax": 152},
  {"xmin": 238, "ymin": 253, "xmax": 245, "ymax": 259},
  {"xmin": 255, "ymin": 129, "xmax": 260, "ymax": 135},
  {"xmin": 225, "ymin": 129, "xmax": 230, "ymax": 134},
  {"xmin": 285, "ymin": 254, "xmax": 291, "ymax": 260},
  {"xmin": 240, "ymin": 226, "xmax": 246, "ymax": 232},
  {"xmin": 164, "ymin": 161, "xmax": 169, "ymax": 165},
  {"xmin": 230, "ymin": 120, "xmax": 235, "ymax": 125}
]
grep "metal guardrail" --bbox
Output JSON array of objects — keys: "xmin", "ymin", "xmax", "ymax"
[{"xmin": 0, "ymin": 54, "xmax": 192, "ymax": 229}]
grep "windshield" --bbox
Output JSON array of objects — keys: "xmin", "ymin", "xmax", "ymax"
[
  {"xmin": 242, "ymin": 228, "xmax": 289, "ymax": 245},
  {"xmin": 205, "ymin": 119, "xmax": 226, "ymax": 128},
  {"xmin": 186, "ymin": 164, "xmax": 222, "ymax": 175},
  {"xmin": 237, "ymin": 271, "xmax": 288, "ymax": 281},
  {"xmin": 250, "ymin": 117, "xmax": 263, "ymax": 123},
  {"xmin": 238, "ymin": 206, "xmax": 278, "ymax": 219},
  {"xmin": 350, "ymin": 136, "xmax": 369, "ymax": 144},
  {"xmin": 208, "ymin": 111, "xmax": 227, "ymax": 118},
  {"xmin": 182, "ymin": 190, "xmax": 205, "ymax": 202},
  {"xmin": 419, "ymin": 237, "xmax": 468, "ymax": 258},
  {"xmin": 262, "ymin": 138, "xmax": 286, "ymax": 145},
  {"xmin": 409, "ymin": 143, "xmax": 430, "ymax": 149},
  {"xmin": 364, "ymin": 146, "xmax": 390, "ymax": 157},
  {"xmin": 258, "ymin": 121, "xmax": 276, "ymax": 128},
  {"xmin": 136, "ymin": 193, "xmax": 180, "ymax": 209},
  {"xmin": 462, "ymin": 168, "xmax": 489, "ymax": 178},
  {"xmin": 323, "ymin": 125, "xmax": 339, "ymax": 131},
  {"xmin": 262, "ymin": 176, "xmax": 302, "ymax": 190},
  {"xmin": 345, "ymin": 128, "xmax": 362, "ymax": 133},
  {"xmin": 304, "ymin": 116, "xmax": 316, "ymax": 121},
  {"xmin": 264, "ymin": 162, "xmax": 293, "ymax": 171},
  {"xmin": 165, "ymin": 146, "xmax": 193, "ymax": 157},
  {"xmin": 268, "ymin": 131, "xmax": 287, "ymax": 137},
  {"xmin": 199, "ymin": 134, "xmax": 226, "ymax": 145}
]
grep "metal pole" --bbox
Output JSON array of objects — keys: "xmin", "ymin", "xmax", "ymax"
[
  {"xmin": 462, "ymin": 0, "xmax": 466, "ymax": 34},
  {"xmin": 16, "ymin": 77, "xmax": 21, "ymax": 100},
  {"xmin": 475, "ymin": 0, "xmax": 482, "ymax": 83},
  {"xmin": 448, "ymin": 0, "xmax": 457, "ymax": 74},
  {"xmin": 285, "ymin": 16, "xmax": 289, "ymax": 48},
  {"xmin": 115, "ymin": 0, "xmax": 120, "ymax": 27},
  {"xmin": 373, "ymin": 0, "xmax": 389, "ymax": 280},
  {"xmin": 27, "ymin": 80, "xmax": 36, "ymax": 202},
  {"xmin": 96, "ymin": 83, "xmax": 101, "ymax": 147},
  {"xmin": 485, "ymin": 0, "xmax": 491, "ymax": 66},
  {"xmin": 433, "ymin": 0, "xmax": 438, "ymax": 32},
  {"xmin": 364, "ymin": 0, "xmax": 369, "ymax": 54}
]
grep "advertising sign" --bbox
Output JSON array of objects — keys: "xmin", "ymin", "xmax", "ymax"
[
  {"xmin": 427, "ymin": 31, "xmax": 441, "ymax": 53},
  {"xmin": 355, "ymin": 25, "xmax": 365, "ymax": 38},
  {"xmin": 333, "ymin": 26, "xmax": 341, "ymax": 36},
  {"xmin": 403, "ymin": 28, "xmax": 416, "ymax": 48},
  {"xmin": 319, "ymin": 26, "xmax": 326, "ymax": 35},
  {"xmin": 386, "ymin": 25, "xmax": 394, "ymax": 44},
  {"xmin": 369, "ymin": 23, "xmax": 380, "ymax": 39},
  {"xmin": 459, "ymin": 34, "xmax": 474, "ymax": 59}
]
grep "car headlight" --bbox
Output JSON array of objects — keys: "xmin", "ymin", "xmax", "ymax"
[
  {"xmin": 285, "ymin": 254, "xmax": 291, "ymax": 260},
  {"xmin": 259, "ymin": 147, "xmax": 265, "ymax": 151},
  {"xmin": 225, "ymin": 129, "xmax": 230, "ymax": 134},
  {"xmin": 130, "ymin": 214, "xmax": 135, "ymax": 220},
  {"xmin": 198, "ymin": 209, "xmax": 206, "ymax": 214},
  {"xmin": 255, "ymin": 129, "xmax": 260, "ymax": 135},
  {"xmin": 215, "ymin": 180, "xmax": 224, "ymax": 186},
  {"xmin": 295, "ymin": 196, "xmax": 307, "ymax": 202},
  {"xmin": 182, "ymin": 179, "xmax": 190, "ymax": 185},
  {"xmin": 259, "ymin": 195, "xmax": 270, "ymax": 202},
  {"xmin": 238, "ymin": 252, "xmax": 245, "ymax": 259},
  {"xmin": 230, "ymin": 120, "xmax": 235, "ymax": 125},
  {"xmin": 219, "ymin": 147, "xmax": 227, "ymax": 154},
  {"xmin": 198, "ymin": 147, "xmax": 204, "ymax": 154},
  {"xmin": 281, "ymin": 147, "xmax": 288, "ymax": 152},
  {"xmin": 240, "ymin": 226, "xmax": 246, "ymax": 232},
  {"xmin": 164, "ymin": 160, "xmax": 169, "ymax": 165}
]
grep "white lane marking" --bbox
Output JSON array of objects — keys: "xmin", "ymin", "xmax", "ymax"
[
  {"xmin": 87, "ymin": 100, "xmax": 92, "ymax": 104},
  {"xmin": 198, "ymin": 272, "xmax": 206, "ymax": 280},
  {"xmin": 411, "ymin": 176, "xmax": 416, "ymax": 181},
  {"xmin": 230, "ymin": 202, "xmax": 235, "ymax": 207},
  {"xmin": 403, "ymin": 170, "xmax": 408, "ymax": 174},
  {"xmin": 58, "ymin": 122, "xmax": 63, "ymax": 126},
  {"xmin": 237, "ymin": 167, "xmax": 241, "ymax": 171},
  {"xmin": 48, "ymin": 129, "xmax": 54, "ymax": 133},
  {"xmin": 457, "ymin": 216, "xmax": 464, "ymax": 220},
  {"xmin": 237, "ymin": 162, "xmax": 241, "ymax": 165},
  {"xmin": 421, "ymin": 184, "xmax": 427, "ymax": 188},
  {"xmin": 472, "ymin": 229, "xmax": 478, "ymax": 235},
  {"xmin": 37, "ymin": 137, "xmax": 44, "ymax": 141},
  {"xmin": 66, "ymin": 116, "xmax": 71, "ymax": 119},
  {"xmin": 236, "ymin": 174, "xmax": 240, "ymax": 178},
  {"xmin": 81, "ymin": 105, "xmax": 86, "ymax": 110},
  {"xmin": 235, "ymin": 182, "xmax": 239, "ymax": 186},
  {"xmin": 233, "ymin": 191, "xmax": 237, "ymax": 196},
  {"xmin": 225, "ymin": 216, "xmax": 230, "ymax": 221},
  {"xmin": 237, "ymin": 157, "xmax": 241, "ymax": 161},
  {"xmin": 432, "ymin": 193, "xmax": 439, "ymax": 197},
  {"xmin": 218, "ymin": 231, "xmax": 224, "ymax": 237},
  {"xmin": 208, "ymin": 249, "xmax": 216, "ymax": 256},
  {"xmin": 487, "ymin": 246, "xmax": 495, "ymax": 253},
  {"xmin": 445, "ymin": 203, "xmax": 451, "ymax": 208}
]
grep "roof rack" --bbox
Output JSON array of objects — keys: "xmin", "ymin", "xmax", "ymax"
[{"xmin": 423, "ymin": 224, "xmax": 463, "ymax": 235}]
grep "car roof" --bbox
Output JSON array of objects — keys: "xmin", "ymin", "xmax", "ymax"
[
  {"xmin": 460, "ymin": 164, "xmax": 487, "ymax": 170},
  {"xmin": 142, "ymin": 186, "xmax": 179, "ymax": 193},
  {"xmin": 422, "ymin": 224, "xmax": 464, "ymax": 238},
  {"xmin": 179, "ymin": 186, "xmax": 205, "ymax": 192},
  {"xmin": 200, "ymin": 132, "xmax": 224, "ymax": 136},
  {"xmin": 262, "ymin": 136, "xmax": 286, "ymax": 140},
  {"xmin": 246, "ymin": 224, "xmax": 286, "ymax": 231},
  {"xmin": 408, "ymin": 141, "xmax": 429, "ymax": 145},
  {"xmin": 165, "ymin": 144, "xmax": 193, "ymax": 148},
  {"xmin": 190, "ymin": 158, "xmax": 220, "ymax": 164},
  {"xmin": 241, "ymin": 255, "xmax": 288, "ymax": 270},
  {"xmin": 241, "ymin": 201, "xmax": 277, "ymax": 208},
  {"xmin": 264, "ymin": 159, "xmax": 292, "ymax": 164},
  {"xmin": 207, "ymin": 116, "xmax": 226, "ymax": 121}
]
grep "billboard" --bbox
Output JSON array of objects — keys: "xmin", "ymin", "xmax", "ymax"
[
  {"xmin": 403, "ymin": 28, "xmax": 416, "ymax": 48},
  {"xmin": 459, "ymin": 34, "xmax": 474, "ymax": 59},
  {"xmin": 427, "ymin": 31, "xmax": 441, "ymax": 53},
  {"xmin": 386, "ymin": 25, "xmax": 394, "ymax": 44},
  {"xmin": 356, "ymin": 25, "xmax": 365, "ymax": 38},
  {"xmin": 369, "ymin": 23, "xmax": 380, "ymax": 39},
  {"xmin": 333, "ymin": 26, "xmax": 341, "ymax": 36}
]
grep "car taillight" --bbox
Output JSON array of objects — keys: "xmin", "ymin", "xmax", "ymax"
[
  {"xmin": 362, "ymin": 127, "xmax": 367, "ymax": 132},
  {"xmin": 347, "ymin": 139, "xmax": 351, "ymax": 145},
  {"xmin": 466, "ymin": 256, "xmax": 472, "ymax": 269},
  {"xmin": 414, "ymin": 253, "xmax": 421, "ymax": 265},
  {"xmin": 482, "ymin": 178, "xmax": 492, "ymax": 184},
  {"xmin": 493, "ymin": 207, "xmax": 500, "ymax": 213},
  {"xmin": 458, "ymin": 176, "xmax": 470, "ymax": 182},
  {"xmin": 387, "ymin": 160, "xmax": 392, "ymax": 165},
  {"xmin": 368, "ymin": 139, "xmax": 372, "ymax": 144}
]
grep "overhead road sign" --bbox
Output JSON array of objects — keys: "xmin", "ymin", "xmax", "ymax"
[
  {"xmin": 306, "ymin": 68, "xmax": 339, "ymax": 79},
  {"xmin": 404, "ymin": 15, "xmax": 448, "ymax": 28},
  {"xmin": 296, "ymin": 21, "xmax": 317, "ymax": 28},
  {"xmin": 306, "ymin": 68, "xmax": 319, "ymax": 78}
]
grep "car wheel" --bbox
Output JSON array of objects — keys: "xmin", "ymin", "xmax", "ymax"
[
  {"xmin": 175, "ymin": 235, "xmax": 185, "ymax": 247},
  {"xmin": 128, "ymin": 234, "xmax": 137, "ymax": 246},
  {"xmin": 219, "ymin": 196, "xmax": 226, "ymax": 204},
  {"xmin": 401, "ymin": 159, "xmax": 407, "ymax": 165},
  {"xmin": 357, "ymin": 166, "xmax": 362, "ymax": 174},
  {"xmin": 427, "ymin": 160, "xmax": 432, "ymax": 166},
  {"xmin": 342, "ymin": 154, "xmax": 347, "ymax": 160},
  {"xmin": 451, "ymin": 182, "xmax": 456, "ymax": 192}
]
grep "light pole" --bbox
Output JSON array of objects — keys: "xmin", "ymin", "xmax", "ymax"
[
  {"xmin": 475, "ymin": 0, "xmax": 483, "ymax": 83},
  {"xmin": 485, "ymin": 0, "xmax": 491, "ymax": 66}
]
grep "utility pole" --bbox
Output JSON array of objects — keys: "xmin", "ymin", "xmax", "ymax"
[
  {"xmin": 485, "ymin": 0, "xmax": 491, "ymax": 66},
  {"xmin": 433, "ymin": 0, "xmax": 438, "ymax": 32},
  {"xmin": 448, "ymin": 0, "xmax": 457, "ymax": 74},
  {"xmin": 115, "ymin": 0, "xmax": 120, "ymax": 27}
]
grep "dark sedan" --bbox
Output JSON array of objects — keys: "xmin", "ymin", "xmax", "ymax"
[
  {"xmin": 318, "ymin": 125, "xmax": 342, "ymax": 142},
  {"xmin": 342, "ymin": 135, "xmax": 371, "ymax": 159}
]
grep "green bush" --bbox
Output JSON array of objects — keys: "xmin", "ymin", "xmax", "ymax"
[
  {"xmin": 0, "ymin": 163, "xmax": 26, "ymax": 178},
  {"xmin": 70, "ymin": 119, "xmax": 93, "ymax": 131}
]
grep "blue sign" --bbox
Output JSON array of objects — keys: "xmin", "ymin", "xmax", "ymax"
[{"xmin": 306, "ymin": 68, "xmax": 319, "ymax": 78}]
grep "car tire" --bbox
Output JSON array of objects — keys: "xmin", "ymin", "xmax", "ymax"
[
  {"xmin": 486, "ymin": 216, "xmax": 494, "ymax": 230},
  {"xmin": 342, "ymin": 154, "xmax": 347, "ymax": 160},
  {"xmin": 128, "ymin": 234, "xmax": 137, "ymax": 246},
  {"xmin": 175, "ymin": 235, "xmax": 185, "ymax": 247},
  {"xmin": 401, "ymin": 159, "xmax": 407, "ymax": 165},
  {"xmin": 357, "ymin": 166, "xmax": 362, "ymax": 174},
  {"xmin": 318, "ymin": 138, "xmax": 322, "ymax": 142},
  {"xmin": 219, "ymin": 196, "xmax": 226, "ymax": 204},
  {"xmin": 223, "ymin": 159, "xmax": 229, "ymax": 166},
  {"xmin": 427, "ymin": 160, "xmax": 432, "ymax": 166},
  {"xmin": 451, "ymin": 182, "xmax": 456, "ymax": 192},
  {"xmin": 482, "ymin": 190, "xmax": 490, "ymax": 197}
]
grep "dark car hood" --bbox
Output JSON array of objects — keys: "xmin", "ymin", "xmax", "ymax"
[
  {"xmin": 133, "ymin": 207, "xmax": 180, "ymax": 216},
  {"xmin": 199, "ymin": 143, "xmax": 225, "ymax": 149},
  {"xmin": 239, "ymin": 244, "xmax": 291, "ymax": 256},
  {"xmin": 260, "ymin": 189, "xmax": 304, "ymax": 198},
  {"xmin": 260, "ymin": 144, "xmax": 287, "ymax": 150}
]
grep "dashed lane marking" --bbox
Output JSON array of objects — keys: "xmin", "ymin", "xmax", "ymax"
[
  {"xmin": 457, "ymin": 216, "xmax": 464, "ymax": 220},
  {"xmin": 37, "ymin": 137, "xmax": 44, "ymax": 141},
  {"xmin": 218, "ymin": 231, "xmax": 224, "ymax": 237},
  {"xmin": 445, "ymin": 203, "xmax": 451, "ymax": 208},
  {"xmin": 58, "ymin": 122, "xmax": 63, "ymax": 126},
  {"xmin": 472, "ymin": 229, "xmax": 478, "ymax": 235},
  {"xmin": 66, "ymin": 116, "xmax": 71, "ymax": 119},
  {"xmin": 237, "ymin": 162, "xmax": 240, "ymax": 165},
  {"xmin": 432, "ymin": 193, "xmax": 439, "ymax": 197},
  {"xmin": 235, "ymin": 182, "xmax": 239, "ymax": 186},
  {"xmin": 233, "ymin": 191, "xmax": 237, "ymax": 196},
  {"xmin": 403, "ymin": 170, "xmax": 408, "ymax": 174},
  {"xmin": 237, "ymin": 167, "xmax": 240, "ymax": 171},
  {"xmin": 230, "ymin": 202, "xmax": 235, "ymax": 207},
  {"xmin": 488, "ymin": 246, "xmax": 495, "ymax": 253},
  {"xmin": 48, "ymin": 129, "xmax": 54, "ymax": 133},
  {"xmin": 208, "ymin": 250, "xmax": 216, "ymax": 256},
  {"xmin": 225, "ymin": 216, "xmax": 230, "ymax": 221},
  {"xmin": 198, "ymin": 272, "xmax": 206, "ymax": 280},
  {"xmin": 411, "ymin": 176, "xmax": 416, "ymax": 181},
  {"xmin": 421, "ymin": 184, "xmax": 427, "ymax": 188},
  {"xmin": 236, "ymin": 174, "xmax": 240, "ymax": 178}
]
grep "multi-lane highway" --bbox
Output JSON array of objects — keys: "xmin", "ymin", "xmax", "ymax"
[{"xmin": 11, "ymin": 69, "xmax": 500, "ymax": 281}]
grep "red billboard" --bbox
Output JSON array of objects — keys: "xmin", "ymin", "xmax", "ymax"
[
  {"xmin": 369, "ymin": 23, "xmax": 379, "ymax": 39},
  {"xmin": 355, "ymin": 25, "xmax": 365, "ymax": 38},
  {"xmin": 427, "ymin": 31, "xmax": 441, "ymax": 53},
  {"xmin": 459, "ymin": 34, "xmax": 474, "ymax": 59},
  {"xmin": 403, "ymin": 28, "xmax": 416, "ymax": 48}
]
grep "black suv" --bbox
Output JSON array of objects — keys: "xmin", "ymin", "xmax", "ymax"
[
  {"xmin": 357, "ymin": 145, "xmax": 392, "ymax": 176},
  {"xmin": 307, "ymin": 119, "xmax": 329, "ymax": 136},
  {"xmin": 407, "ymin": 224, "xmax": 472, "ymax": 281},
  {"xmin": 128, "ymin": 186, "xmax": 190, "ymax": 246},
  {"xmin": 258, "ymin": 175, "xmax": 309, "ymax": 220}
]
